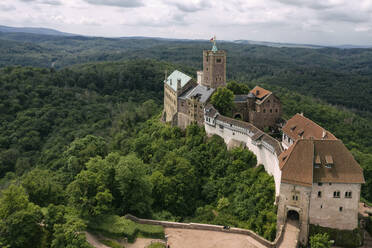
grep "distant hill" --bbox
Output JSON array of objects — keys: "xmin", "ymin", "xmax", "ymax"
[
  {"xmin": 0, "ymin": 25, "xmax": 76, "ymax": 36},
  {"xmin": 233, "ymin": 40, "xmax": 325, "ymax": 49}
]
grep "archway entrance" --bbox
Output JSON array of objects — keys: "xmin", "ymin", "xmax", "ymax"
[
  {"xmin": 234, "ymin": 113, "xmax": 242, "ymax": 120},
  {"xmin": 287, "ymin": 210, "xmax": 299, "ymax": 221}
]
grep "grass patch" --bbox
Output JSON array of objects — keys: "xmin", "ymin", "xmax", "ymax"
[
  {"xmin": 88, "ymin": 215, "xmax": 164, "ymax": 243},
  {"xmin": 100, "ymin": 239, "xmax": 123, "ymax": 248},
  {"xmin": 147, "ymin": 242, "xmax": 166, "ymax": 248}
]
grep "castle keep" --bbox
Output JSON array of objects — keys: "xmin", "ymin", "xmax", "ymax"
[{"xmin": 162, "ymin": 40, "xmax": 364, "ymax": 246}]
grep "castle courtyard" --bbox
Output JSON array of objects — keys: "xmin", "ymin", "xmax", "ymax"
[{"xmin": 164, "ymin": 228, "xmax": 267, "ymax": 248}]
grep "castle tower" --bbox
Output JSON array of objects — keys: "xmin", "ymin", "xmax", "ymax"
[{"xmin": 202, "ymin": 37, "xmax": 226, "ymax": 89}]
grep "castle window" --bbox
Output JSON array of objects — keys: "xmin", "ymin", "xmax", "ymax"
[
  {"xmin": 320, "ymin": 205, "xmax": 323, "ymax": 209},
  {"xmin": 333, "ymin": 191, "xmax": 340, "ymax": 198},
  {"xmin": 263, "ymin": 109, "xmax": 266, "ymax": 113},
  {"xmin": 325, "ymin": 155, "xmax": 333, "ymax": 168},
  {"xmin": 318, "ymin": 182, "xmax": 323, "ymax": 186},
  {"xmin": 339, "ymin": 207, "xmax": 343, "ymax": 212},
  {"xmin": 200, "ymin": 106, "xmax": 202, "ymax": 109},
  {"xmin": 292, "ymin": 195, "xmax": 298, "ymax": 201},
  {"xmin": 219, "ymin": 125, "xmax": 224, "ymax": 129},
  {"xmin": 276, "ymin": 109, "xmax": 278, "ymax": 113},
  {"xmin": 216, "ymin": 58, "xmax": 222, "ymax": 63},
  {"xmin": 314, "ymin": 155, "xmax": 321, "ymax": 168},
  {"xmin": 318, "ymin": 191, "xmax": 322, "ymax": 198},
  {"xmin": 345, "ymin": 191, "xmax": 352, "ymax": 198},
  {"xmin": 270, "ymin": 109, "xmax": 272, "ymax": 113},
  {"xmin": 233, "ymin": 132, "xmax": 235, "ymax": 135}
]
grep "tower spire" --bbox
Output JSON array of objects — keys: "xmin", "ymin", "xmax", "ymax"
[{"xmin": 210, "ymin": 35, "xmax": 218, "ymax": 53}]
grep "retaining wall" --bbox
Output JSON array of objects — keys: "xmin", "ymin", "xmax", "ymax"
[{"xmin": 125, "ymin": 214, "xmax": 285, "ymax": 248}]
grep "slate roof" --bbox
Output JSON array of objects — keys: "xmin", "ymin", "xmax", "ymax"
[
  {"xmin": 204, "ymin": 104, "xmax": 218, "ymax": 118},
  {"xmin": 180, "ymin": 84, "xmax": 215, "ymax": 103},
  {"xmin": 282, "ymin": 114, "xmax": 337, "ymax": 142},
  {"xmin": 165, "ymin": 70, "xmax": 192, "ymax": 91},
  {"xmin": 279, "ymin": 139, "xmax": 365, "ymax": 187},
  {"xmin": 234, "ymin": 95, "xmax": 249, "ymax": 102}
]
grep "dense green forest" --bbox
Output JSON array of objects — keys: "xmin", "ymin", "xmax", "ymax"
[
  {"xmin": 1, "ymin": 32, "xmax": 372, "ymax": 114},
  {"xmin": 0, "ymin": 33, "xmax": 372, "ymax": 247},
  {"xmin": 0, "ymin": 61, "xmax": 277, "ymax": 247}
]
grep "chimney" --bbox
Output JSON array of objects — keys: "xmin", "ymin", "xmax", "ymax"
[
  {"xmin": 322, "ymin": 130, "xmax": 326, "ymax": 139},
  {"xmin": 177, "ymin": 79, "xmax": 181, "ymax": 90},
  {"xmin": 164, "ymin": 70, "xmax": 168, "ymax": 82}
]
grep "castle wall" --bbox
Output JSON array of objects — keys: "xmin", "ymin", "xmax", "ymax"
[
  {"xmin": 164, "ymin": 84, "xmax": 178, "ymax": 123},
  {"xmin": 250, "ymin": 94, "xmax": 281, "ymax": 130},
  {"xmin": 309, "ymin": 183, "xmax": 360, "ymax": 230},
  {"xmin": 204, "ymin": 121, "xmax": 281, "ymax": 197},
  {"xmin": 276, "ymin": 183, "xmax": 312, "ymax": 245},
  {"xmin": 233, "ymin": 101, "xmax": 250, "ymax": 122}
]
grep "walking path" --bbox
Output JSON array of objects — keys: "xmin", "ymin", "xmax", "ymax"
[
  {"xmin": 278, "ymin": 219, "xmax": 300, "ymax": 248},
  {"xmin": 85, "ymin": 232, "xmax": 110, "ymax": 248},
  {"xmin": 85, "ymin": 231, "xmax": 164, "ymax": 248}
]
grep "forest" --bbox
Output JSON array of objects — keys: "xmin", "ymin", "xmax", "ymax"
[
  {"xmin": 1, "ymin": 32, "xmax": 372, "ymax": 115},
  {"xmin": 0, "ymin": 33, "xmax": 372, "ymax": 247}
]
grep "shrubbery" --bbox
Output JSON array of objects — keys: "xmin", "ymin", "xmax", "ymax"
[
  {"xmin": 88, "ymin": 215, "xmax": 164, "ymax": 243},
  {"xmin": 309, "ymin": 224, "xmax": 363, "ymax": 248}
]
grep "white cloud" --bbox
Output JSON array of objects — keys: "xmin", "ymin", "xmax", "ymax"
[
  {"xmin": 83, "ymin": 0, "xmax": 144, "ymax": 8},
  {"xmin": 0, "ymin": 0, "xmax": 370, "ymax": 45}
]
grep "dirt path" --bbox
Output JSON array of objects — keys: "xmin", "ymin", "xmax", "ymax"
[
  {"xmin": 278, "ymin": 219, "xmax": 300, "ymax": 248},
  {"xmin": 85, "ymin": 232, "xmax": 110, "ymax": 248},
  {"xmin": 125, "ymin": 238, "xmax": 165, "ymax": 248},
  {"xmin": 165, "ymin": 228, "xmax": 267, "ymax": 248},
  {"xmin": 85, "ymin": 231, "xmax": 164, "ymax": 248}
]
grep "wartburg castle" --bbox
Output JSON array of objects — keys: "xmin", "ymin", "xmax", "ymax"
[{"xmin": 162, "ymin": 39, "xmax": 365, "ymax": 246}]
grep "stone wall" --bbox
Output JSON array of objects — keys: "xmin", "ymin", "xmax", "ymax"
[
  {"xmin": 250, "ymin": 94, "xmax": 281, "ymax": 130},
  {"xmin": 163, "ymin": 84, "xmax": 177, "ymax": 123},
  {"xmin": 309, "ymin": 183, "xmax": 360, "ymax": 230},
  {"xmin": 276, "ymin": 183, "xmax": 312, "ymax": 245},
  {"xmin": 204, "ymin": 120, "xmax": 282, "ymax": 196},
  {"xmin": 125, "ymin": 214, "xmax": 285, "ymax": 248},
  {"xmin": 202, "ymin": 50, "xmax": 226, "ymax": 88}
]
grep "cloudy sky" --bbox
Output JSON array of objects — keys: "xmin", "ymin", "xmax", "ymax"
[{"xmin": 1, "ymin": 0, "xmax": 372, "ymax": 45}]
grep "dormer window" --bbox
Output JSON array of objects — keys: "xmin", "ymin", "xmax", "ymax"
[
  {"xmin": 298, "ymin": 129, "xmax": 304, "ymax": 137},
  {"xmin": 314, "ymin": 155, "xmax": 321, "ymax": 168},
  {"xmin": 290, "ymin": 125, "xmax": 296, "ymax": 131},
  {"xmin": 325, "ymin": 155, "xmax": 333, "ymax": 168},
  {"xmin": 282, "ymin": 155, "xmax": 288, "ymax": 162}
]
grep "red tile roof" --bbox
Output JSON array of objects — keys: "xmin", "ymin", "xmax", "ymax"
[
  {"xmin": 283, "ymin": 114, "xmax": 337, "ymax": 142},
  {"xmin": 279, "ymin": 139, "xmax": 365, "ymax": 187},
  {"xmin": 250, "ymin": 86, "xmax": 271, "ymax": 99}
]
